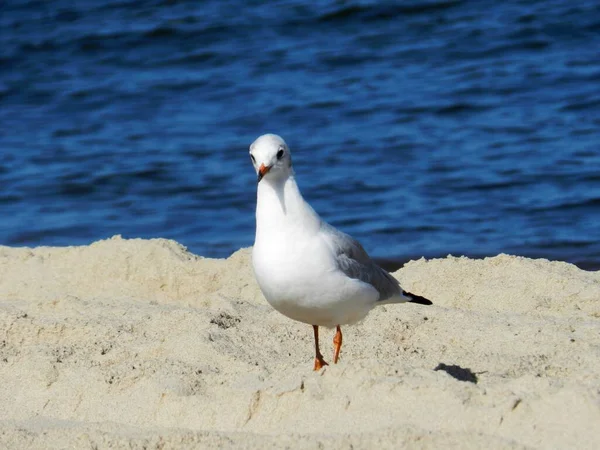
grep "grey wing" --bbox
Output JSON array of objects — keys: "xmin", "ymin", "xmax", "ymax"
[{"xmin": 320, "ymin": 222, "xmax": 404, "ymax": 302}]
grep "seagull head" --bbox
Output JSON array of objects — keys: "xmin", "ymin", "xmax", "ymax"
[{"xmin": 249, "ymin": 134, "xmax": 293, "ymax": 184}]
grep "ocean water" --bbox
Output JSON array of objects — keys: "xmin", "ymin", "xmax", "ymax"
[{"xmin": 1, "ymin": 0, "xmax": 599, "ymax": 269}]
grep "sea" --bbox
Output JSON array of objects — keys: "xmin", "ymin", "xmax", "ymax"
[{"xmin": 1, "ymin": 0, "xmax": 599, "ymax": 269}]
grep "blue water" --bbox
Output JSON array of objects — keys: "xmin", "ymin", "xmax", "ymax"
[{"xmin": 1, "ymin": 0, "xmax": 600, "ymax": 269}]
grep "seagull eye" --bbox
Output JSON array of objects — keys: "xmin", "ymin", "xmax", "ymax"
[
  {"xmin": 250, "ymin": 154, "xmax": 256, "ymax": 164},
  {"xmin": 276, "ymin": 148, "xmax": 284, "ymax": 160}
]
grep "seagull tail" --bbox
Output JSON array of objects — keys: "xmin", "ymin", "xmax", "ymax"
[
  {"xmin": 403, "ymin": 290, "xmax": 433, "ymax": 305},
  {"xmin": 379, "ymin": 290, "xmax": 433, "ymax": 305}
]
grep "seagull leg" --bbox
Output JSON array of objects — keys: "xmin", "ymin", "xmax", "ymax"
[
  {"xmin": 312, "ymin": 325, "xmax": 328, "ymax": 370},
  {"xmin": 333, "ymin": 325, "xmax": 343, "ymax": 363}
]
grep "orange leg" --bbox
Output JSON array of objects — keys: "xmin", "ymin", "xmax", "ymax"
[
  {"xmin": 313, "ymin": 325, "xmax": 329, "ymax": 371},
  {"xmin": 333, "ymin": 325, "xmax": 343, "ymax": 363}
]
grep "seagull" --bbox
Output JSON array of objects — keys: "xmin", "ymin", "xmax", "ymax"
[{"xmin": 250, "ymin": 134, "xmax": 432, "ymax": 370}]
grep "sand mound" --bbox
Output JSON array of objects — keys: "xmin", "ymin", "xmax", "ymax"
[{"xmin": 1, "ymin": 236, "xmax": 598, "ymax": 449}]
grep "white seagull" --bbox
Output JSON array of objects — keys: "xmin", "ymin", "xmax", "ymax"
[{"xmin": 250, "ymin": 134, "xmax": 431, "ymax": 370}]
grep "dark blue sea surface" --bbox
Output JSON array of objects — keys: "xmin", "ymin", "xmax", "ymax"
[{"xmin": 1, "ymin": 0, "xmax": 599, "ymax": 269}]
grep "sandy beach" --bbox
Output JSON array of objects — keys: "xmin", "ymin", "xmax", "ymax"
[{"xmin": 0, "ymin": 236, "xmax": 598, "ymax": 449}]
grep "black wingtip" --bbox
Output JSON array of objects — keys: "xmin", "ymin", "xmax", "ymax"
[{"xmin": 405, "ymin": 291, "xmax": 433, "ymax": 305}]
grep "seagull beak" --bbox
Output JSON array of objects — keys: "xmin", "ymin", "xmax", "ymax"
[{"xmin": 257, "ymin": 164, "xmax": 271, "ymax": 183}]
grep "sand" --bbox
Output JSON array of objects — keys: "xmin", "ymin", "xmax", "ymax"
[{"xmin": 0, "ymin": 236, "xmax": 598, "ymax": 449}]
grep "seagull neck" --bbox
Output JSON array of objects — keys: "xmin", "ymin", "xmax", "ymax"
[{"xmin": 256, "ymin": 174, "xmax": 319, "ymax": 235}]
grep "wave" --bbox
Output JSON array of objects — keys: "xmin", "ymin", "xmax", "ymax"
[{"xmin": 319, "ymin": 1, "xmax": 462, "ymax": 23}]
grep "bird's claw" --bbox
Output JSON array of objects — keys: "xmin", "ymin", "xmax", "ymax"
[{"xmin": 313, "ymin": 356, "xmax": 329, "ymax": 371}]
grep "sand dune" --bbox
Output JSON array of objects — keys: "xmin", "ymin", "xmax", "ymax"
[{"xmin": 1, "ymin": 236, "xmax": 598, "ymax": 449}]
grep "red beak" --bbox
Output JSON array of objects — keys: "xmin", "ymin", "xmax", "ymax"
[{"xmin": 257, "ymin": 164, "xmax": 271, "ymax": 183}]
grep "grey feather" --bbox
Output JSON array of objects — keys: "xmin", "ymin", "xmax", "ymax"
[{"xmin": 320, "ymin": 222, "xmax": 404, "ymax": 302}]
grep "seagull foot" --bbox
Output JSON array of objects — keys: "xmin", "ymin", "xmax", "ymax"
[{"xmin": 313, "ymin": 356, "xmax": 329, "ymax": 371}]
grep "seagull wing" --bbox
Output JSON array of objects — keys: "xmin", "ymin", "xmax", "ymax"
[{"xmin": 320, "ymin": 222, "xmax": 407, "ymax": 303}]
